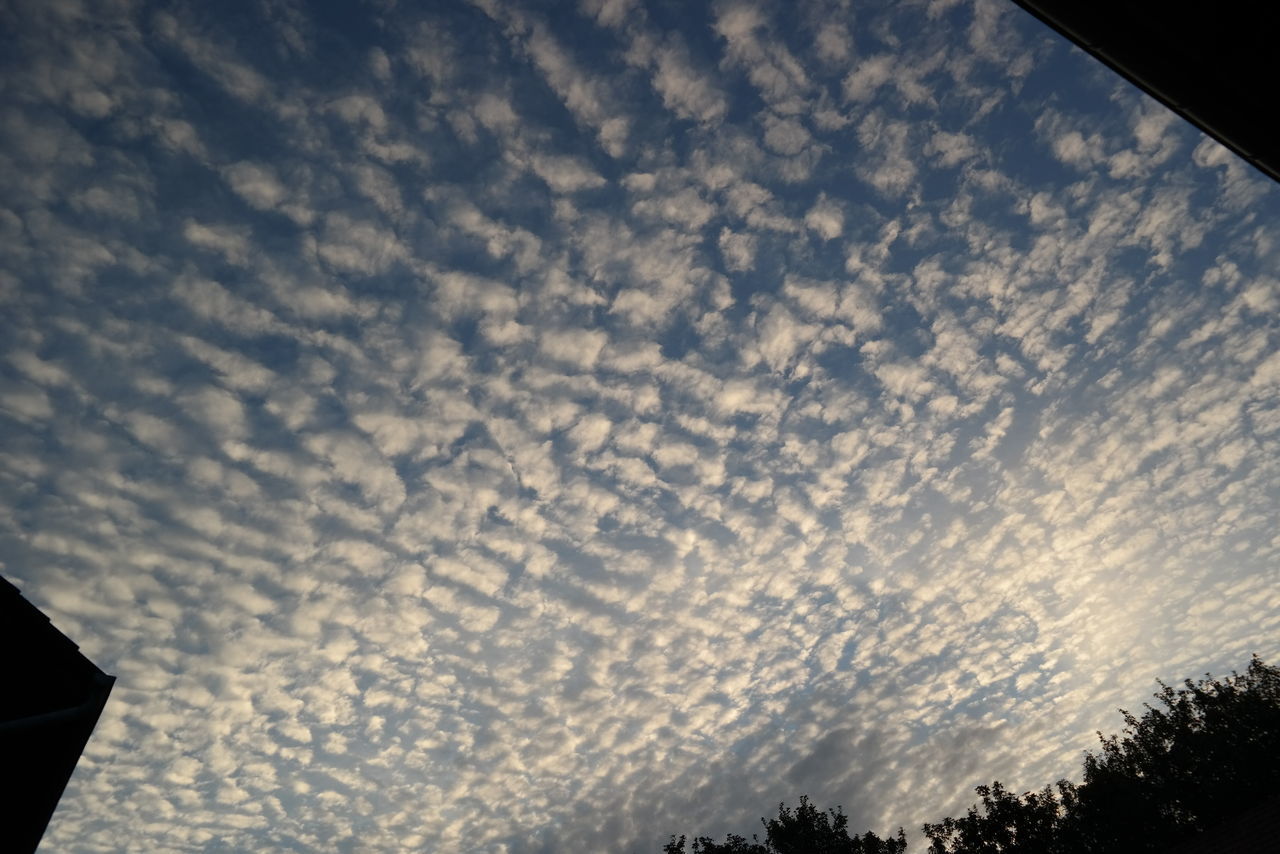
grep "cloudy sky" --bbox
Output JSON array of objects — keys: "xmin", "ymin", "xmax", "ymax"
[{"xmin": 2, "ymin": 0, "xmax": 1278, "ymax": 851}]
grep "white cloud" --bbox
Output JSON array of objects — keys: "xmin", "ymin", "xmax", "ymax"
[
  {"xmin": 752, "ymin": 303, "xmax": 820, "ymax": 373},
  {"xmin": 926, "ymin": 130, "xmax": 978, "ymax": 168},
  {"xmin": 528, "ymin": 153, "xmax": 607, "ymax": 193},
  {"xmin": 0, "ymin": 382, "xmax": 53, "ymax": 422},
  {"xmin": 843, "ymin": 54, "xmax": 895, "ymax": 102},
  {"xmin": 1051, "ymin": 130, "xmax": 1101, "ymax": 169},
  {"xmin": 181, "ymin": 385, "xmax": 248, "ymax": 441},
  {"xmin": 568, "ymin": 412, "xmax": 613, "ymax": 453},
  {"xmin": 539, "ymin": 327, "xmax": 609, "ymax": 370},
  {"xmin": 804, "ymin": 194, "xmax": 844, "ymax": 240},
  {"xmin": 719, "ymin": 227, "xmax": 758, "ymax": 272},
  {"xmin": 183, "ymin": 219, "xmax": 251, "ymax": 266},
  {"xmin": 497, "ymin": 11, "xmax": 632, "ymax": 157},
  {"xmin": 329, "ymin": 94, "xmax": 387, "ymax": 133},
  {"xmin": 652, "ymin": 43, "xmax": 728, "ymax": 124},
  {"xmin": 762, "ymin": 114, "xmax": 811, "ymax": 156},
  {"xmin": 812, "ymin": 19, "xmax": 853, "ymax": 65},
  {"xmin": 713, "ymin": 0, "xmax": 812, "ymax": 113},
  {"xmin": 151, "ymin": 117, "xmax": 208, "ymax": 158},
  {"xmin": 223, "ymin": 161, "xmax": 288, "ymax": 210},
  {"xmin": 856, "ymin": 111, "xmax": 918, "ymax": 196},
  {"xmin": 315, "ymin": 213, "xmax": 406, "ymax": 274},
  {"xmin": 172, "ymin": 275, "xmax": 287, "ymax": 335}
]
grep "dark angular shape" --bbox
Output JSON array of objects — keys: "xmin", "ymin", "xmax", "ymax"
[
  {"xmin": 1009, "ymin": 1, "xmax": 1280, "ymax": 185},
  {"xmin": 0, "ymin": 575, "xmax": 115, "ymax": 854}
]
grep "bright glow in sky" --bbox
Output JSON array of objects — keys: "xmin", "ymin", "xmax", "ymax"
[{"xmin": 2, "ymin": 0, "xmax": 1278, "ymax": 851}]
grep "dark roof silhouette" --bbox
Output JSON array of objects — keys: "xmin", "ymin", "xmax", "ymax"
[
  {"xmin": 0, "ymin": 575, "xmax": 115, "ymax": 854},
  {"xmin": 1010, "ymin": 1, "xmax": 1280, "ymax": 185}
]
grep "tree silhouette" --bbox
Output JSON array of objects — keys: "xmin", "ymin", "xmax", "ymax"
[
  {"xmin": 924, "ymin": 655, "xmax": 1280, "ymax": 853},
  {"xmin": 663, "ymin": 795, "xmax": 906, "ymax": 854},
  {"xmin": 664, "ymin": 657, "xmax": 1280, "ymax": 853},
  {"xmin": 921, "ymin": 780, "xmax": 1080, "ymax": 854}
]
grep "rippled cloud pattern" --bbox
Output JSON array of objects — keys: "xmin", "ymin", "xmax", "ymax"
[{"xmin": 2, "ymin": 0, "xmax": 1278, "ymax": 850}]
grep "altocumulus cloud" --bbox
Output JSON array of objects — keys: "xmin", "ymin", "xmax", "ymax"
[{"xmin": 1, "ymin": 0, "xmax": 1277, "ymax": 851}]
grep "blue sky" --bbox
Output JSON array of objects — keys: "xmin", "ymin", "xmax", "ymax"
[{"xmin": 2, "ymin": 0, "xmax": 1278, "ymax": 851}]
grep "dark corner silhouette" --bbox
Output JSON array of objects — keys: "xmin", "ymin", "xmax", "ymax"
[
  {"xmin": 1009, "ymin": 1, "xmax": 1280, "ymax": 185},
  {"xmin": 1, "ymin": 575, "xmax": 115, "ymax": 854}
]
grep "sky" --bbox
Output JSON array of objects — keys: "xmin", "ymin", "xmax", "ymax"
[{"xmin": 1, "ymin": 0, "xmax": 1278, "ymax": 851}]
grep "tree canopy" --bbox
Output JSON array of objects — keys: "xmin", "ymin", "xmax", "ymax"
[
  {"xmin": 924, "ymin": 654, "xmax": 1280, "ymax": 853},
  {"xmin": 662, "ymin": 796, "xmax": 906, "ymax": 854},
  {"xmin": 664, "ymin": 656, "xmax": 1280, "ymax": 854}
]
